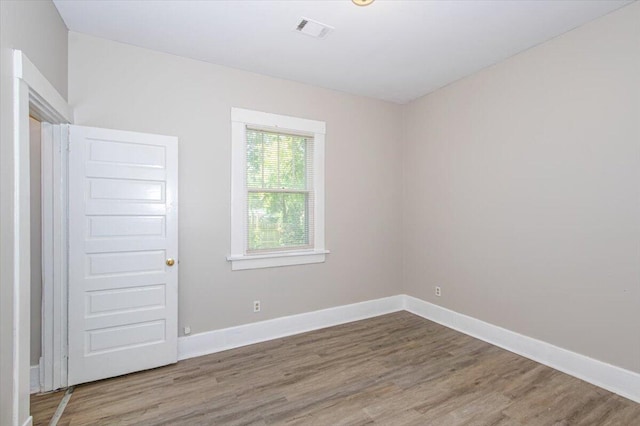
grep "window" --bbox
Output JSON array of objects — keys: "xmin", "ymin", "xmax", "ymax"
[{"xmin": 228, "ymin": 108, "xmax": 328, "ymax": 270}]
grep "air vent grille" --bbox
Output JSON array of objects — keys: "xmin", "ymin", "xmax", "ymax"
[{"xmin": 294, "ymin": 17, "xmax": 333, "ymax": 39}]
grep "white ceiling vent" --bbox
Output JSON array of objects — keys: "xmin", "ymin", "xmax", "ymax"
[{"xmin": 295, "ymin": 17, "xmax": 334, "ymax": 39}]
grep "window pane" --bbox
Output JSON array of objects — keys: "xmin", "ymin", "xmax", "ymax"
[
  {"xmin": 246, "ymin": 130, "xmax": 308, "ymax": 190},
  {"xmin": 278, "ymin": 134, "xmax": 307, "ymax": 190},
  {"xmin": 246, "ymin": 131, "xmax": 263, "ymax": 188},
  {"xmin": 248, "ymin": 192, "xmax": 308, "ymax": 251},
  {"xmin": 262, "ymin": 133, "xmax": 279, "ymax": 189}
]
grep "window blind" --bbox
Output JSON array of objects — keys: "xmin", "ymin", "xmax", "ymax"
[{"xmin": 245, "ymin": 128, "xmax": 314, "ymax": 253}]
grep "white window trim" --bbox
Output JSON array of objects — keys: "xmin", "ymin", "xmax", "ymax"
[{"xmin": 228, "ymin": 108, "xmax": 328, "ymax": 270}]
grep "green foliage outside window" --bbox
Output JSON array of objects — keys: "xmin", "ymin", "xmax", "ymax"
[{"xmin": 246, "ymin": 129, "xmax": 311, "ymax": 251}]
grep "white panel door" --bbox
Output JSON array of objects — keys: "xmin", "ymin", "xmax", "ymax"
[{"xmin": 67, "ymin": 125, "xmax": 178, "ymax": 386}]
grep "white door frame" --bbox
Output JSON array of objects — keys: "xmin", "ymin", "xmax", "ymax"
[{"xmin": 11, "ymin": 49, "xmax": 72, "ymax": 425}]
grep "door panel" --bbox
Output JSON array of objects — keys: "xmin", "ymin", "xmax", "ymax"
[
  {"xmin": 85, "ymin": 320, "xmax": 166, "ymax": 354},
  {"xmin": 68, "ymin": 125, "xmax": 178, "ymax": 386},
  {"xmin": 85, "ymin": 284, "xmax": 166, "ymax": 315},
  {"xmin": 88, "ymin": 179, "xmax": 165, "ymax": 202},
  {"xmin": 87, "ymin": 216, "xmax": 166, "ymax": 238}
]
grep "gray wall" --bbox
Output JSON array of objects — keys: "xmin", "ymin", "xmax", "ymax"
[
  {"xmin": 68, "ymin": 32, "xmax": 404, "ymax": 335},
  {"xmin": 0, "ymin": 0, "xmax": 68, "ymax": 98},
  {"xmin": 403, "ymin": 2, "xmax": 640, "ymax": 373},
  {"xmin": 0, "ymin": 1, "xmax": 68, "ymax": 424}
]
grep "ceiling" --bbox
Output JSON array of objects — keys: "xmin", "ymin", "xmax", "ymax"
[{"xmin": 53, "ymin": 0, "xmax": 633, "ymax": 104}]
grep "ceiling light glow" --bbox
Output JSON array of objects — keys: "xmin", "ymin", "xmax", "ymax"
[{"xmin": 352, "ymin": 0, "xmax": 374, "ymax": 6}]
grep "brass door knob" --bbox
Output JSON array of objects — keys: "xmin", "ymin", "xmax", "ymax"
[{"xmin": 166, "ymin": 258, "xmax": 175, "ymax": 267}]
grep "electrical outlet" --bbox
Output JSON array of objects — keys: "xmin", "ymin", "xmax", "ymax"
[
  {"xmin": 253, "ymin": 300, "xmax": 261, "ymax": 313},
  {"xmin": 184, "ymin": 326, "xmax": 191, "ymax": 335},
  {"xmin": 435, "ymin": 286, "xmax": 442, "ymax": 297}
]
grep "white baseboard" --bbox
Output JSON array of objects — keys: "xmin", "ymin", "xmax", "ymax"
[
  {"xmin": 30, "ymin": 365, "xmax": 40, "ymax": 394},
  {"xmin": 22, "ymin": 416, "xmax": 33, "ymax": 426},
  {"xmin": 178, "ymin": 295, "xmax": 404, "ymax": 361},
  {"xmin": 402, "ymin": 295, "xmax": 640, "ymax": 403}
]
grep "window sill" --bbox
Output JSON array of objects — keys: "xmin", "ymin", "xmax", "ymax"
[{"xmin": 227, "ymin": 250, "xmax": 330, "ymax": 271}]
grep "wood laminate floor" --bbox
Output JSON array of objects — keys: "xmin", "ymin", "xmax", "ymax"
[{"xmin": 31, "ymin": 312, "xmax": 639, "ymax": 425}]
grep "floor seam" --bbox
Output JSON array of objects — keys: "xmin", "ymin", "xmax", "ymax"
[{"xmin": 49, "ymin": 386, "xmax": 74, "ymax": 426}]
